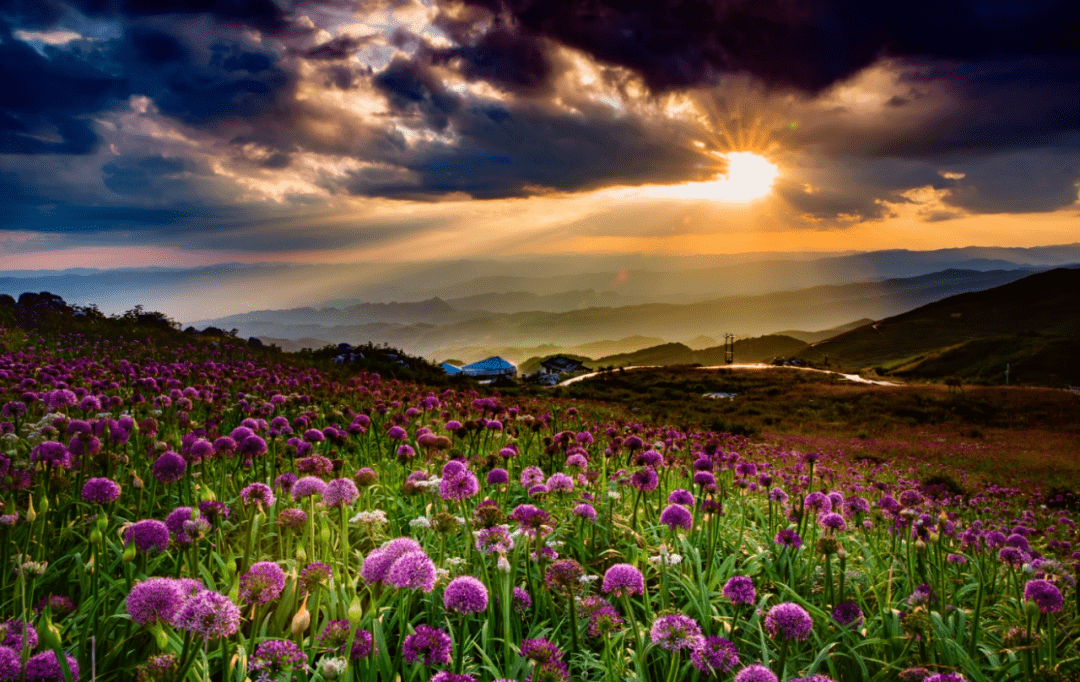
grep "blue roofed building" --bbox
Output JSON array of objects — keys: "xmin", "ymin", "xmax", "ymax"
[{"xmin": 460, "ymin": 356, "xmax": 517, "ymax": 378}]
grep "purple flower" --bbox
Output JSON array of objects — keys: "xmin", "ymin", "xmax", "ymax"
[
  {"xmin": 572, "ymin": 503, "xmax": 597, "ymax": 522},
  {"xmin": 818, "ymin": 513, "xmax": 847, "ymax": 531},
  {"xmin": 487, "ymin": 468, "xmax": 510, "ymax": 485},
  {"xmin": 440, "ymin": 470, "xmax": 480, "ymax": 501},
  {"xmin": 30, "ymin": 442, "xmax": 71, "ymax": 469},
  {"xmin": 386, "ymin": 551, "xmax": 438, "ymax": 593},
  {"xmin": 276, "ymin": 507, "xmax": 307, "ymax": 529},
  {"xmin": 248, "ymin": 639, "xmax": 307, "ymax": 682},
  {"xmin": 360, "ymin": 537, "xmax": 423, "ymax": 584},
  {"xmin": 587, "ymin": 605, "xmax": 624, "ymax": 637},
  {"xmin": 513, "ymin": 587, "xmax": 532, "ymax": 612},
  {"xmin": 1, "ymin": 619, "xmax": 38, "ymax": 652},
  {"xmin": 519, "ymin": 638, "xmax": 562, "ymax": 662},
  {"xmin": 1024, "ymin": 579, "xmax": 1064, "ymax": 614},
  {"xmin": 239, "ymin": 562, "xmax": 286, "ymax": 606},
  {"xmin": 520, "ymin": 466, "xmax": 545, "ymax": 488},
  {"xmin": 124, "ymin": 519, "xmax": 170, "ymax": 554},
  {"xmin": 152, "ymin": 451, "xmax": 186, "ymax": 484},
  {"xmin": 387, "ymin": 426, "xmax": 407, "ymax": 440},
  {"xmin": 402, "ymin": 625, "xmax": 452, "ymax": 667},
  {"xmin": 174, "ymin": 590, "xmax": 241, "ymax": 640},
  {"xmin": 298, "ymin": 562, "xmax": 333, "ymax": 594},
  {"xmin": 81, "ymin": 478, "xmax": 121, "ymax": 504},
  {"xmin": 545, "ymin": 559, "xmax": 584, "ymax": 597},
  {"xmin": 649, "ymin": 614, "xmax": 704, "ymax": 651},
  {"xmin": 668, "ymin": 489, "xmax": 695, "ymax": 506},
  {"xmin": 510, "ymin": 504, "xmax": 551, "ymax": 537},
  {"xmin": 734, "ymin": 665, "xmax": 779, "ymax": 682},
  {"xmin": 631, "ymin": 467, "xmax": 659, "ymax": 492},
  {"xmin": 432, "ymin": 672, "xmax": 476, "ymax": 682},
  {"xmin": 691, "ymin": 636, "xmax": 739, "ymax": 675},
  {"xmin": 444, "ymin": 576, "xmax": 489, "ymax": 613},
  {"xmin": 126, "ymin": 578, "xmax": 186, "ymax": 627},
  {"xmin": 0, "ymin": 647, "xmax": 19, "ymax": 682},
  {"xmin": 323, "ymin": 478, "xmax": 360, "ymax": 508},
  {"xmin": 765, "ymin": 602, "xmax": 813, "ymax": 641},
  {"xmin": 924, "ymin": 675, "xmax": 967, "ymax": 682},
  {"xmin": 292, "ymin": 476, "xmax": 328, "ymax": 501},
  {"xmin": 240, "ymin": 483, "xmax": 275, "ymax": 507},
  {"xmin": 832, "ymin": 601, "xmax": 864, "ymax": 628},
  {"xmin": 475, "ymin": 525, "xmax": 515, "ymax": 554},
  {"xmin": 24, "ymin": 651, "xmax": 79, "ymax": 682},
  {"xmin": 774, "ymin": 529, "xmax": 803, "ymax": 549},
  {"xmin": 659, "ymin": 504, "xmax": 693, "ymax": 531},
  {"xmin": 546, "ymin": 473, "xmax": 574, "ymax": 493},
  {"xmin": 602, "ymin": 564, "xmax": 644, "ymax": 598},
  {"xmin": 722, "ymin": 576, "xmax": 756, "ymax": 606}
]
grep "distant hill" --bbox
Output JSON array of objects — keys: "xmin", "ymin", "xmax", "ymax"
[
  {"xmin": 592, "ymin": 335, "xmax": 809, "ymax": 367},
  {"xmin": 685, "ymin": 335, "xmax": 718, "ymax": 349},
  {"xmin": 199, "ymin": 268, "xmax": 1041, "ymax": 356},
  {"xmin": 518, "ymin": 354, "xmax": 595, "ymax": 375},
  {"xmin": 446, "ymin": 289, "xmax": 624, "ymax": 313},
  {"xmin": 776, "ymin": 319, "xmax": 875, "ymax": 344},
  {"xmin": 431, "ymin": 335, "xmax": 667, "ymax": 365},
  {"xmin": 257, "ymin": 336, "xmax": 334, "ymax": 352},
  {"xmin": 796, "ymin": 268, "xmax": 1080, "ymax": 385}
]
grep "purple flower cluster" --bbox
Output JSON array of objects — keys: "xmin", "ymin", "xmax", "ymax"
[
  {"xmin": 602, "ymin": 564, "xmax": 644, "ymax": 598},
  {"xmin": 443, "ymin": 576, "xmax": 489, "ymax": 613},
  {"xmin": 239, "ymin": 562, "xmax": 286, "ymax": 606},
  {"xmin": 402, "ymin": 625, "xmax": 452, "ymax": 667},
  {"xmin": 649, "ymin": 614, "xmax": 704, "ymax": 651},
  {"xmin": 764, "ymin": 602, "xmax": 813, "ymax": 642},
  {"xmin": 248, "ymin": 639, "xmax": 307, "ymax": 682},
  {"xmin": 722, "ymin": 576, "xmax": 756, "ymax": 606}
]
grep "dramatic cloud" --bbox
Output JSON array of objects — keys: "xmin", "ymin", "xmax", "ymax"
[{"xmin": 0, "ymin": 0, "xmax": 1078, "ymax": 259}]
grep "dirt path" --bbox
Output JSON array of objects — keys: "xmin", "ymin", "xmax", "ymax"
[{"xmin": 557, "ymin": 363, "xmax": 898, "ymax": 387}]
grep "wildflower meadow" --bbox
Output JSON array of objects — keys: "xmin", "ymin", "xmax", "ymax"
[{"xmin": 0, "ymin": 322, "xmax": 1077, "ymax": 682}]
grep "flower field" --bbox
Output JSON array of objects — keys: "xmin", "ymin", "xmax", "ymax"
[{"xmin": 0, "ymin": 323, "xmax": 1078, "ymax": 682}]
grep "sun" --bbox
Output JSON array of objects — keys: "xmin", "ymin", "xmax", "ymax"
[{"xmin": 641, "ymin": 151, "xmax": 779, "ymax": 202}]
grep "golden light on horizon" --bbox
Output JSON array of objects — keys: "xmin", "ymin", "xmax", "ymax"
[{"xmin": 642, "ymin": 151, "xmax": 779, "ymax": 202}]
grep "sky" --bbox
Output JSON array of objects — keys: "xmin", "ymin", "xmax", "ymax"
[{"xmin": 2, "ymin": 0, "xmax": 1079, "ymax": 270}]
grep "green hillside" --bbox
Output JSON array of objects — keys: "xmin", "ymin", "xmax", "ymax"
[{"xmin": 795, "ymin": 267, "xmax": 1080, "ymax": 386}]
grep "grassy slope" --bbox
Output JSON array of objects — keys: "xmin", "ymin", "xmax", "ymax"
[{"xmin": 795, "ymin": 267, "xmax": 1080, "ymax": 384}]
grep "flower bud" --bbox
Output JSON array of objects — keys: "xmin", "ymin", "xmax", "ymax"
[
  {"xmin": 96, "ymin": 513, "xmax": 109, "ymax": 532},
  {"xmin": 347, "ymin": 595, "xmax": 363, "ymax": 625},
  {"xmin": 296, "ymin": 547, "xmax": 307, "ymax": 563},
  {"xmin": 39, "ymin": 496, "xmax": 49, "ymax": 514},
  {"xmin": 123, "ymin": 543, "xmax": 137, "ymax": 563},
  {"xmin": 38, "ymin": 615, "xmax": 63, "ymax": 650},
  {"xmin": 290, "ymin": 601, "xmax": 311, "ymax": 637},
  {"xmin": 90, "ymin": 528, "xmax": 102, "ymax": 545},
  {"xmin": 131, "ymin": 473, "xmax": 144, "ymax": 490},
  {"xmin": 497, "ymin": 555, "xmax": 511, "ymax": 572},
  {"xmin": 25, "ymin": 496, "xmax": 36, "ymax": 523},
  {"xmin": 154, "ymin": 441, "xmax": 168, "ymax": 453},
  {"xmin": 914, "ymin": 540, "xmax": 927, "ymax": 553},
  {"xmin": 318, "ymin": 657, "xmax": 348, "ymax": 680},
  {"xmin": 1024, "ymin": 598, "xmax": 1040, "ymax": 619}
]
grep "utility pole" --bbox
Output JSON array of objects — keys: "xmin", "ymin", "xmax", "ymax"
[{"xmin": 724, "ymin": 333, "xmax": 734, "ymax": 364}]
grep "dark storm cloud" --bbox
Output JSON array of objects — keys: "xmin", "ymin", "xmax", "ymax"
[
  {"xmin": 0, "ymin": 35, "xmax": 124, "ymax": 155},
  {"xmin": 428, "ymin": 21, "xmax": 560, "ymax": 96},
  {"xmin": 941, "ymin": 149, "xmax": 1080, "ymax": 214},
  {"xmin": 457, "ymin": 0, "xmax": 1080, "ymax": 94},
  {"xmin": 340, "ymin": 96, "xmax": 714, "ymax": 199},
  {"xmin": 304, "ymin": 34, "xmax": 371, "ymax": 61}
]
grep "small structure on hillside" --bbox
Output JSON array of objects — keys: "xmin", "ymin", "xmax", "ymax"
[
  {"xmin": 461, "ymin": 356, "xmax": 517, "ymax": 378},
  {"xmin": 440, "ymin": 362, "xmax": 463, "ymax": 375},
  {"xmin": 540, "ymin": 356, "xmax": 588, "ymax": 376}
]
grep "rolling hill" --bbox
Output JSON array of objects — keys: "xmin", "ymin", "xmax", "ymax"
[{"xmin": 795, "ymin": 267, "xmax": 1080, "ymax": 386}]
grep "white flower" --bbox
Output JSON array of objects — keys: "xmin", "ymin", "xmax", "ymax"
[
  {"xmin": 578, "ymin": 575, "xmax": 599, "ymax": 584},
  {"xmin": 454, "ymin": 516, "xmax": 465, "ymax": 525},
  {"xmin": 497, "ymin": 556, "xmax": 512, "ymax": 572},
  {"xmin": 446, "ymin": 556, "xmax": 466, "ymax": 567},
  {"xmin": 607, "ymin": 490, "xmax": 621, "ymax": 500},
  {"xmin": 409, "ymin": 516, "xmax": 432, "ymax": 529},
  {"xmin": 350, "ymin": 510, "xmax": 388, "ymax": 525},
  {"xmin": 318, "ymin": 657, "xmax": 348, "ymax": 680}
]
